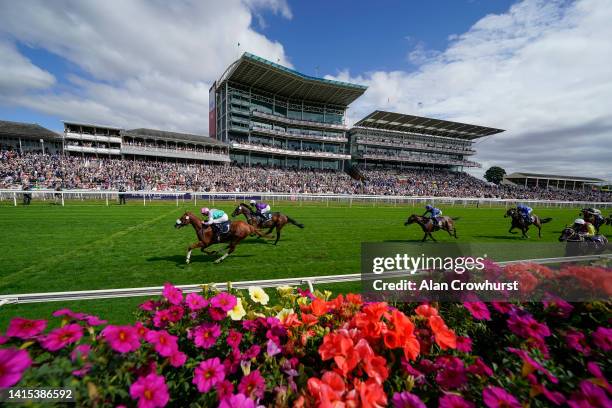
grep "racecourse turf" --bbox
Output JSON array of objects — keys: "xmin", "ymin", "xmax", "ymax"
[{"xmin": 1, "ymin": 199, "xmax": 609, "ymax": 328}]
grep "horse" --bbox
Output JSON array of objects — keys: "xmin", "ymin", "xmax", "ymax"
[
  {"xmin": 404, "ymin": 214, "xmax": 459, "ymax": 242},
  {"xmin": 558, "ymin": 227, "xmax": 609, "ymax": 257},
  {"xmin": 504, "ymin": 208, "xmax": 552, "ymax": 238},
  {"xmin": 579, "ymin": 209, "xmax": 606, "ymax": 233},
  {"xmin": 231, "ymin": 203, "xmax": 304, "ymax": 245},
  {"xmin": 174, "ymin": 211, "xmax": 267, "ymax": 264}
]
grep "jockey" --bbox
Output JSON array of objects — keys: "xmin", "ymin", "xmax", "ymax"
[
  {"xmin": 249, "ymin": 199, "xmax": 271, "ymax": 220},
  {"xmin": 423, "ymin": 204, "xmax": 442, "ymax": 226},
  {"xmin": 583, "ymin": 208, "xmax": 604, "ymax": 224},
  {"xmin": 517, "ymin": 204, "xmax": 533, "ymax": 224},
  {"xmin": 201, "ymin": 207, "xmax": 229, "ymax": 241},
  {"xmin": 572, "ymin": 218, "xmax": 595, "ymax": 237}
]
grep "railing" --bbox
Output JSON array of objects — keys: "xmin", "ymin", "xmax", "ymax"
[
  {"xmin": 251, "ymin": 125, "xmax": 347, "ymax": 143},
  {"xmin": 65, "ymin": 132, "xmax": 122, "ymax": 144},
  {"xmin": 355, "ymin": 138, "xmax": 476, "ymax": 155},
  {"xmin": 1, "ymin": 189, "xmax": 610, "ymax": 209},
  {"xmin": 358, "ymin": 153, "xmax": 481, "ymax": 167},
  {"xmin": 1, "ymin": 254, "xmax": 609, "ymax": 306},
  {"xmin": 251, "ymin": 110, "xmax": 347, "ymax": 131},
  {"xmin": 230, "ymin": 142, "xmax": 351, "ymax": 159},
  {"xmin": 64, "ymin": 145, "xmax": 121, "ymax": 155},
  {"xmin": 120, "ymin": 145, "xmax": 230, "ymax": 162}
]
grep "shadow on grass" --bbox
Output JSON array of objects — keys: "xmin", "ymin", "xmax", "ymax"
[
  {"xmin": 473, "ymin": 235, "xmax": 526, "ymax": 240},
  {"xmin": 147, "ymin": 253, "xmax": 255, "ymax": 266}
]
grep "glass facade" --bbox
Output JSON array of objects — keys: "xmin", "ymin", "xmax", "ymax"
[{"xmin": 216, "ymin": 83, "xmax": 349, "ymax": 169}]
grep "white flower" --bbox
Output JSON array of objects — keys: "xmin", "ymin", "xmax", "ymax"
[
  {"xmin": 248, "ymin": 286, "xmax": 270, "ymax": 305},
  {"xmin": 227, "ymin": 297, "xmax": 246, "ymax": 320}
]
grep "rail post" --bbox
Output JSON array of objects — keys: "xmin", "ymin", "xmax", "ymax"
[
  {"xmin": 13, "ymin": 192, "xmax": 17, "ymax": 207},
  {"xmin": 176, "ymin": 194, "xmax": 179, "ymax": 207},
  {"xmin": 105, "ymin": 193, "xmax": 109, "ymax": 206},
  {"xmin": 62, "ymin": 192, "xmax": 65, "ymax": 207},
  {"xmin": 194, "ymin": 194, "xmax": 197, "ymax": 206},
  {"xmin": 143, "ymin": 194, "xmax": 146, "ymax": 206}
]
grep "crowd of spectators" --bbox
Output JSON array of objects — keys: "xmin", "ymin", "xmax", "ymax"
[{"xmin": 1, "ymin": 150, "xmax": 610, "ymax": 202}]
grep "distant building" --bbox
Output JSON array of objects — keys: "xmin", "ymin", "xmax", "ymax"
[
  {"xmin": 211, "ymin": 52, "xmax": 367, "ymax": 170},
  {"xmin": 503, "ymin": 172, "xmax": 604, "ymax": 191},
  {"xmin": 349, "ymin": 111, "xmax": 504, "ymax": 172},
  {"xmin": 0, "ymin": 120, "xmax": 62, "ymax": 154},
  {"xmin": 62, "ymin": 121, "xmax": 229, "ymax": 163}
]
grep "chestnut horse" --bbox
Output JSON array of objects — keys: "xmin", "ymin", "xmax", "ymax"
[
  {"xmin": 231, "ymin": 203, "xmax": 304, "ymax": 245},
  {"xmin": 404, "ymin": 214, "xmax": 458, "ymax": 242},
  {"xmin": 174, "ymin": 211, "xmax": 267, "ymax": 264},
  {"xmin": 504, "ymin": 208, "xmax": 552, "ymax": 239}
]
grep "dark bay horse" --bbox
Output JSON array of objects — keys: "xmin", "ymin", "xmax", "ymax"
[
  {"xmin": 231, "ymin": 203, "xmax": 304, "ymax": 245},
  {"xmin": 579, "ymin": 209, "xmax": 606, "ymax": 234},
  {"xmin": 558, "ymin": 227, "xmax": 609, "ymax": 256},
  {"xmin": 175, "ymin": 211, "xmax": 267, "ymax": 264},
  {"xmin": 404, "ymin": 214, "xmax": 458, "ymax": 242},
  {"xmin": 504, "ymin": 208, "xmax": 552, "ymax": 238}
]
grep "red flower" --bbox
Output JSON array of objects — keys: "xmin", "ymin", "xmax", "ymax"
[
  {"xmin": 429, "ymin": 315, "xmax": 456, "ymax": 350},
  {"xmin": 415, "ymin": 304, "xmax": 438, "ymax": 318}
]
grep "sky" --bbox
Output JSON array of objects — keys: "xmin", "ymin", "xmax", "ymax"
[{"xmin": 0, "ymin": 0, "xmax": 610, "ymax": 180}]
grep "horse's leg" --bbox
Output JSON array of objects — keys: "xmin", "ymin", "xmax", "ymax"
[
  {"xmin": 429, "ymin": 232, "xmax": 437, "ymax": 242},
  {"xmin": 509, "ymin": 225, "xmax": 517, "ymax": 234},
  {"xmin": 186, "ymin": 241, "xmax": 205, "ymax": 264},
  {"xmin": 536, "ymin": 223, "xmax": 542, "ymax": 238},
  {"xmin": 273, "ymin": 223, "xmax": 286, "ymax": 245},
  {"xmin": 422, "ymin": 232, "xmax": 428, "ymax": 242},
  {"xmin": 214, "ymin": 238, "xmax": 242, "ymax": 264}
]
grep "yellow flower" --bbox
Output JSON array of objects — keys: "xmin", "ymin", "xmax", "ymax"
[
  {"xmin": 248, "ymin": 286, "xmax": 270, "ymax": 305},
  {"xmin": 276, "ymin": 308, "xmax": 294, "ymax": 321},
  {"xmin": 227, "ymin": 297, "xmax": 246, "ymax": 320},
  {"xmin": 276, "ymin": 285, "xmax": 294, "ymax": 298}
]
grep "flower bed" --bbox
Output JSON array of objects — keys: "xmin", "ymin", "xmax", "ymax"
[{"xmin": 1, "ymin": 264, "xmax": 611, "ymax": 407}]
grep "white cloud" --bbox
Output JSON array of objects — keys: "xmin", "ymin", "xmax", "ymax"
[
  {"xmin": 331, "ymin": 0, "xmax": 612, "ymax": 180},
  {"xmin": 0, "ymin": 0, "xmax": 291, "ymax": 131},
  {"xmin": 0, "ymin": 40, "xmax": 55, "ymax": 95}
]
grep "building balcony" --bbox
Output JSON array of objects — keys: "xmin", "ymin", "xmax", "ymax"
[
  {"xmin": 65, "ymin": 132, "xmax": 122, "ymax": 144},
  {"xmin": 230, "ymin": 142, "xmax": 350, "ymax": 160},
  {"xmin": 357, "ymin": 153, "xmax": 481, "ymax": 168},
  {"xmin": 120, "ymin": 145, "xmax": 230, "ymax": 162},
  {"xmin": 251, "ymin": 110, "xmax": 347, "ymax": 131},
  {"xmin": 250, "ymin": 124, "xmax": 348, "ymax": 143},
  {"xmin": 355, "ymin": 137, "xmax": 476, "ymax": 155},
  {"xmin": 65, "ymin": 145, "xmax": 121, "ymax": 155}
]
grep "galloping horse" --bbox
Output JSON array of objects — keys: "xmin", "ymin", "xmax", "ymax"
[
  {"xmin": 579, "ymin": 209, "xmax": 606, "ymax": 234},
  {"xmin": 504, "ymin": 208, "xmax": 552, "ymax": 239},
  {"xmin": 174, "ymin": 211, "xmax": 267, "ymax": 264},
  {"xmin": 558, "ymin": 227, "xmax": 609, "ymax": 256},
  {"xmin": 231, "ymin": 203, "xmax": 304, "ymax": 245},
  {"xmin": 404, "ymin": 214, "xmax": 458, "ymax": 242}
]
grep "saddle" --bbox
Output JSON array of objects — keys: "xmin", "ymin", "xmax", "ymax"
[
  {"xmin": 257, "ymin": 213, "xmax": 272, "ymax": 224},
  {"xmin": 210, "ymin": 221, "xmax": 231, "ymax": 242}
]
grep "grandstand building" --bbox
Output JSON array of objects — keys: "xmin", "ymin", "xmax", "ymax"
[
  {"xmin": 503, "ymin": 172, "xmax": 604, "ymax": 191},
  {"xmin": 211, "ymin": 52, "xmax": 367, "ymax": 170},
  {"xmin": 63, "ymin": 122, "xmax": 229, "ymax": 163},
  {"xmin": 350, "ymin": 111, "xmax": 504, "ymax": 171},
  {"xmin": 0, "ymin": 120, "xmax": 63, "ymax": 154}
]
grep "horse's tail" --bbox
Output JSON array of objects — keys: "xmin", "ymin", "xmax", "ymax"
[
  {"xmin": 287, "ymin": 216, "xmax": 304, "ymax": 229},
  {"xmin": 540, "ymin": 217, "xmax": 552, "ymax": 224}
]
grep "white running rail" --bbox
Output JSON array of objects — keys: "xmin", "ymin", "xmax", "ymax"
[{"xmin": 0, "ymin": 254, "xmax": 609, "ymax": 306}]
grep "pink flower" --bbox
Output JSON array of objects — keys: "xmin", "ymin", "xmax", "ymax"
[
  {"xmin": 507, "ymin": 311, "xmax": 550, "ymax": 341},
  {"xmin": 186, "ymin": 293, "xmax": 208, "ymax": 311},
  {"xmin": 166, "ymin": 305, "xmax": 184, "ymax": 323},
  {"xmin": 52, "ymin": 308, "xmax": 86, "ymax": 320},
  {"xmin": 238, "ymin": 370, "xmax": 265, "ymax": 399},
  {"xmin": 218, "ymin": 394, "xmax": 256, "ymax": 408},
  {"xmin": 435, "ymin": 356, "xmax": 467, "ymax": 390},
  {"xmin": 266, "ymin": 339, "xmax": 281, "ymax": 357},
  {"xmin": 507, "ymin": 348, "xmax": 557, "ymax": 384},
  {"xmin": 84, "ymin": 315, "xmax": 107, "ymax": 326},
  {"xmin": 40, "ymin": 323, "xmax": 83, "ymax": 351},
  {"xmin": 0, "ymin": 335, "xmax": 7, "ymax": 345},
  {"xmin": 542, "ymin": 294, "xmax": 573, "ymax": 318},
  {"xmin": 490, "ymin": 302, "xmax": 514, "ymax": 314},
  {"xmin": 153, "ymin": 309, "xmax": 171, "ymax": 328},
  {"xmin": 0, "ymin": 348, "xmax": 32, "ymax": 387},
  {"xmin": 391, "ymin": 391, "xmax": 426, "ymax": 408},
  {"xmin": 129, "ymin": 372, "xmax": 169, "ymax": 408},
  {"xmin": 139, "ymin": 300, "xmax": 158, "ymax": 311},
  {"xmin": 565, "ymin": 330, "xmax": 591, "ymax": 355},
  {"xmin": 482, "ymin": 386, "xmax": 521, "ymax": 408},
  {"xmin": 227, "ymin": 329, "xmax": 242, "ymax": 349},
  {"xmin": 216, "ymin": 380, "xmax": 234, "ymax": 400},
  {"xmin": 169, "ymin": 351, "xmax": 187, "ymax": 368},
  {"xmin": 592, "ymin": 327, "xmax": 612, "ymax": 352},
  {"xmin": 162, "ymin": 282, "xmax": 183, "ymax": 305},
  {"xmin": 439, "ymin": 394, "xmax": 475, "ymax": 408},
  {"xmin": 463, "ymin": 302, "xmax": 491, "ymax": 320},
  {"xmin": 6, "ymin": 318, "xmax": 47, "ymax": 339},
  {"xmin": 456, "ymin": 336, "xmax": 472, "ymax": 353},
  {"xmin": 71, "ymin": 344, "xmax": 92, "ymax": 362},
  {"xmin": 210, "ymin": 292, "xmax": 237, "ymax": 312},
  {"xmin": 567, "ymin": 380, "xmax": 611, "ymax": 408},
  {"xmin": 209, "ymin": 307, "xmax": 226, "ymax": 321},
  {"xmin": 193, "ymin": 357, "xmax": 225, "ymax": 393},
  {"xmin": 145, "ymin": 330, "xmax": 178, "ymax": 357},
  {"xmin": 193, "ymin": 323, "xmax": 221, "ymax": 349},
  {"xmin": 102, "ymin": 325, "xmax": 140, "ymax": 353},
  {"xmin": 135, "ymin": 322, "xmax": 149, "ymax": 339},
  {"xmin": 468, "ymin": 357, "xmax": 493, "ymax": 377}
]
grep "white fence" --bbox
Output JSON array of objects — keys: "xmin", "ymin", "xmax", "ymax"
[
  {"xmin": 0, "ymin": 254, "xmax": 609, "ymax": 306},
  {"xmin": 1, "ymin": 189, "xmax": 611, "ymax": 209}
]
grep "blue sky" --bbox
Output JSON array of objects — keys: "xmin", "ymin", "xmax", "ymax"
[{"xmin": 0, "ymin": 0, "xmax": 610, "ymax": 179}]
